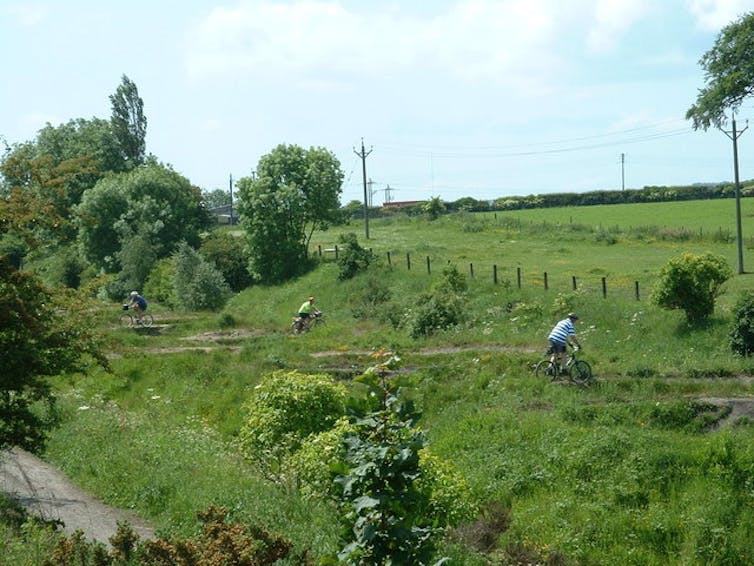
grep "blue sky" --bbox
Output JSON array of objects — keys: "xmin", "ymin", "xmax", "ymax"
[{"xmin": 3, "ymin": 0, "xmax": 754, "ymax": 205}]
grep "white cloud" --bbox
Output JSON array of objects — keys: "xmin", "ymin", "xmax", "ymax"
[
  {"xmin": 6, "ymin": 3, "xmax": 47, "ymax": 26},
  {"xmin": 687, "ymin": 0, "xmax": 754, "ymax": 31},
  {"xmin": 585, "ymin": 0, "xmax": 652, "ymax": 53},
  {"xmin": 185, "ymin": 0, "xmax": 581, "ymax": 93}
]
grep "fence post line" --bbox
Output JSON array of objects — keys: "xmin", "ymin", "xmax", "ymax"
[
  {"xmin": 516, "ymin": 267, "xmax": 521, "ymax": 289},
  {"xmin": 426, "ymin": 256, "xmax": 431, "ymax": 274},
  {"xmin": 406, "ymin": 253, "xmax": 411, "ymax": 271},
  {"xmin": 387, "ymin": 251, "xmax": 391, "ymax": 265},
  {"xmin": 602, "ymin": 277, "xmax": 607, "ymax": 298},
  {"xmin": 493, "ymin": 264, "xmax": 498, "ymax": 284},
  {"xmin": 544, "ymin": 272, "xmax": 548, "ymax": 291},
  {"xmin": 635, "ymin": 281, "xmax": 640, "ymax": 301},
  {"xmin": 572, "ymin": 275, "xmax": 577, "ymax": 290}
]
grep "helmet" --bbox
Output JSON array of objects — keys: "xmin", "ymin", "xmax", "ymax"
[
  {"xmin": 130, "ymin": 291, "xmax": 139, "ymax": 297},
  {"xmin": 568, "ymin": 312, "xmax": 579, "ymax": 320}
]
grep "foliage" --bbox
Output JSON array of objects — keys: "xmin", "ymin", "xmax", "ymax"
[
  {"xmin": 335, "ymin": 232, "xmax": 376, "ymax": 281},
  {"xmin": 651, "ymin": 252, "xmax": 732, "ymax": 323},
  {"xmin": 199, "ymin": 231, "xmax": 252, "ymax": 292},
  {"xmin": 729, "ymin": 290, "xmax": 754, "ymax": 356},
  {"xmin": 423, "ymin": 196, "xmax": 446, "ymax": 220},
  {"xmin": 239, "ymin": 370, "xmax": 347, "ymax": 475},
  {"xmin": 686, "ymin": 12, "xmax": 754, "ymax": 130},
  {"xmin": 407, "ymin": 264, "xmax": 468, "ymax": 337},
  {"xmin": 76, "ymin": 161, "xmax": 210, "ymax": 286},
  {"xmin": 143, "ymin": 258, "xmax": 175, "ymax": 307},
  {"xmin": 236, "ymin": 144, "xmax": 343, "ymax": 283},
  {"xmin": 0, "ymin": 257, "xmax": 104, "ymax": 451},
  {"xmin": 202, "ymin": 188, "xmax": 232, "ymax": 209},
  {"xmin": 109, "ymin": 74, "xmax": 147, "ymax": 166},
  {"xmin": 333, "ymin": 371, "xmax": 446, "ymax": 565},
  {"xmin": 172, "ymin": 242, "xmax": 231, "ymax": 311}
]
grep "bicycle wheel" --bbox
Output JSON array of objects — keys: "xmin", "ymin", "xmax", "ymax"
[
  {"xmin": 290, "ymin": 320, "xmax": 305, "ymax": 334},
  {"xmin": 569, "ymin": 360, "xmax": 592, "ymax": 384},
  {"xmin": 137, "ymin": 314, "xmax": 154, "ymax": 328},
  {"xmin": 534, "ymin": 360, "xmax": 557, "ymax": 380},
  {"xmin": 119, "ymin": 313, "xmax": 133, "ymax": 328}
]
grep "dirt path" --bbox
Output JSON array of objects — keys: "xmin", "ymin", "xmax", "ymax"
[{"xmin": 0, "ymin": 448, "xmax": 154, "ymax": 546}]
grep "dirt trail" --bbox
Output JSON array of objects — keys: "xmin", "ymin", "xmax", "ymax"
[{"xmin": 0, "ymin": 448, "xmax": 154, "ymax": 546}]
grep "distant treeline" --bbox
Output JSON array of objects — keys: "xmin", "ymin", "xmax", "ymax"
[{"xmin": 343, "ymin": 180, "xmax": 754, "ymax": 219}]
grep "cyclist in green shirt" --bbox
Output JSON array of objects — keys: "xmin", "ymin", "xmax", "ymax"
[{"xmin": 298, "ymin": 296, "xmax": 316, "ymax": 320}]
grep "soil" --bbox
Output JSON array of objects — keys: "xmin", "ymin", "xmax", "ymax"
[{"xmin": 0, "ymin": 448, "xmax": 155, "ymax": 546}]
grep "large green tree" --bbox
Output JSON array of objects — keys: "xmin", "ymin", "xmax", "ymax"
[
  {"xmin": 686, "ymin": 12, "xmax": 754, "ymax": 129},
  {"xmin": 0, "ymin": 257, "xmax": 104, "ymax": 450},
  {"xmin": 236, "ymin": 144, "xmax": 343, "ymax": 283},
  {"xmin": 76, "ymin": 161, "xmax": 210, "ymax": 286},
  {"xmin": 110, "ymin": 74, "xmax": 147, "ymax": 166}
]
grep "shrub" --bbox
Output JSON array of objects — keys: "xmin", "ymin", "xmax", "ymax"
[
  {"xmin": 172, "ymin": 242, "xmax": 231, "ymax": 311},
  {"xmin": 199, "ymin": 232, "xmax": 252, "ymax": 292},
  {"xmin": 651, "ymin": 252, "xmax": 732, "ymax": 323},
  {"xmin": 348, "ymin": 273, "xmax": 392, "ymax": 319},
  {"xmin": 335, "ymin": 232, "xmax": 376, "ymax": 281},
  {"xmin": 143, "ymin": 257, "xmax": 175, "ymax": 308},
  {"xmin": 729, "ymin": 291, "xmax": 754, "ymax": 356},
  {"xmin": 238, "ymin": 370, "xmax": 347, "ymax": 476}
]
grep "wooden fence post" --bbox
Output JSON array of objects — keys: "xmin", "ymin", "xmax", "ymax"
[
  {"xmin": 406, "ymin": 253, "xmax": 411, "ymax": 271},
  {"xmin": 601, "ymin": 277, "xmax": 607, "ymax": 298},
  {"xmin": 334, "ymin": 245, "xmax": 339, "ymax": 260},
  {"xmin": 635, "ymin": 281, "xmax": 640, "ymax": 301},
  {"xmin": 516, "ymin": 267, "xmax": 521, "ymax": 289},
  {"xmin": 572, "ymin": 276, "xmax": 577, "ymax": 290},
  {"xmin": 387, "ymin": 251, "xmax": 391, "ymax": 265},
  {"xmin": 426, "ymin": 256, "xmax": 431, "ymax": 274},
  {"xmin": 318, "ymin": 244, "xmax": 322, "ymax": 257},
  {"xmin": 493, "ymin": 264, "xmax": 498, "ymax": 284},
  {"xmin": 469, "ymin": 262, "xmax": 474, "ymax": 278},
  {"xmin": 544, "ymin": 272, "xmax": 548, "ymax": 291}
]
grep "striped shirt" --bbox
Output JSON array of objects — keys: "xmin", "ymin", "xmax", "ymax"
[{"xmin": 548, "ymin": 318, "xmax": 575, "ymax": 344}]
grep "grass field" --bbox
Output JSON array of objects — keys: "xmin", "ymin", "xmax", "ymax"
[{"xmin": 7, "ymin": 198, "xmax": 754, "ymax": 564}]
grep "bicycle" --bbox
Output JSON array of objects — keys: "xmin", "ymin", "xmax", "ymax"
[
  {"xmin": 290, "ymin": 310, "xmax": 324, "ymax": 334},
  {"xmin": 534, "ymin": 346, "xmax": 592, "ymax": 385},
  {"xmin": 119, "ymin": 305, "xmax": 154, "ymax": 328}
]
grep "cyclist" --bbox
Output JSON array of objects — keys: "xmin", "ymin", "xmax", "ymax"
[
  {"xmin": 547, "ymin": 313, "xmax": 582, "ymax": 373},
  {"xmin": 128, "ymin": 291, "xmax": 148, "ymax": 323},
  {"xmin": 296, "ymin": 296, "xmax": 319, "ymax": 329}
]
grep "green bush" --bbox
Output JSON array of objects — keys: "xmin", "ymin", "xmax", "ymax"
[
  {"xmin": 335, "ymin": 232, "xmax": 376, "ymax": 281},
  {"xmin": 238, "ymin": 370, "xmax": 347, "ymax": 475},
  {"xmin": 143, "ymin": 257, "xmax": 175, "ymax": 308},
  {"xmin": 729, "ymin": 291, "xmax": 754, "ymax": 356},
  {"xmin": 172, "ymin": 242, "xmax": 231, "ymax": 311},
  {"xmin": 199, "ymin": 232, "xmax": 252, "ymax": 292},
  {"xmin": 651, "ymin": 252, "xmax": 732, "ymax": 324}
]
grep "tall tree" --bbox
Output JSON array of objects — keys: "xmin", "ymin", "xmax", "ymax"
[
  {"xmin": 110, "ymin": 74, "xmax": 147, "ymax": 165},
  {"xmin": 236, "ymin": 144, "xmax": 343, "ymax": 283},
  {"xmin": 686, "ymin": 12, "xmax": 754, "ymax": 129}
]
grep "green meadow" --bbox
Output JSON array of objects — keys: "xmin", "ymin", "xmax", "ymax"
[{"xmin": 5, "ymin": 198, "xmax": 754, "ymax": 564}]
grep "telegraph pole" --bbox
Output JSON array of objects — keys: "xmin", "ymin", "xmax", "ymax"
[
  {"xmin": 229, "ymin": 173, "xmax": 234, "ymax": 224},
  {"xmin": 721, "ymin": 115, "xmax": 748, "ymax": 274},
  {"xmin": 354, "ymin": 138, "xmax": 373, "ymax": 239},
  {"xmin": 620, "ymin": 153, "xmax": 625, "ymax": 191}
]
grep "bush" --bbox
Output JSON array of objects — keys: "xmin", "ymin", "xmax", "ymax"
[
  {"xmin": 651, "ymin": 252, "xmax": 732, "ymax": 323},
  {"xmin": 729, "ymin": 291, "xmax": 754, "ymax": 356},
  {"xmin": 199, "ymin": 232, "xmax": 252, "ymax": 292},
  {"xmin": 172, "ymin": 242, "xmax": 231, "ymax": 311},
  {"xmin": 335, "ymin": 232, "xmax": 375, "ymax": 281},
  {"xmin": 238, "ymin": 370, "xmax": 347, "ymax": 476},
  {"xmin": 143, "ymin": 257, "xmax": 175, "ymax": 308}
]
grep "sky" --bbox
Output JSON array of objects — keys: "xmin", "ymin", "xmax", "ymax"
[{"xmin": 3, "ymin": 0, "xmax": 754, "ymax": 206}]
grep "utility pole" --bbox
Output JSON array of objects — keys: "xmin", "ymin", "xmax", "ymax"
[
  {"xmin": 721, "ymin": 115, "xmax": 748, "ymax": 274},
  {"xmin": 384, "ymin": 184, "xmax": 394, "ymax": 204},
  {"xmin": 354, "ymin": 138, "xmax": 373, "ymax": 239},
  {"xmin": 229, "ymin": 173, "xmax": 234, "ymax": 225},
  {"xmin": 616, "ymin": 153, "xmax": 626, "ymax": 190}
]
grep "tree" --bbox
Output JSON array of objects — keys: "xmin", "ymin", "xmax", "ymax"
[
  {"xmin": 76, "ymin": 162, "xmax": 210, "ymax": 289},
  {"xmin": 686, "ymin": 12, "xmax": 754, "ymax": 130},
  {"xmin": 729, "ymin": 291, "xmax": 754, "ymax": 356},
  {"xmin": 0, "ymin": 257, "xmax": 104, "ymax": 451},
  {"xmin": 237, "ymin": 144, "xmax": 343, "ymax": 283},
  {"xmin": 423, "ymin": 195, "xmax": 446, "ymax": 220},
  {"xmin": 172, "ymin": 242, "xmax": 231, "ymax": 311},
  {"xmin": 651, "ymin": 252, "xmax": 732, "ymax": 324},
  {"xmin": 110, "ymin": 74, "xmax": 147, "ymax": 166}
]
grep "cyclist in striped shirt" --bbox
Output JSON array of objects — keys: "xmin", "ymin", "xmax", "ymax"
[{"xmin": 548, "ymin": 313, "xmax": 582, "ymax": 372}]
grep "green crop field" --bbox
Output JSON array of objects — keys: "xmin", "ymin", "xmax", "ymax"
[{"xmin": 6, "ymin": 199, "xmax": 754, "ymax": 564}]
